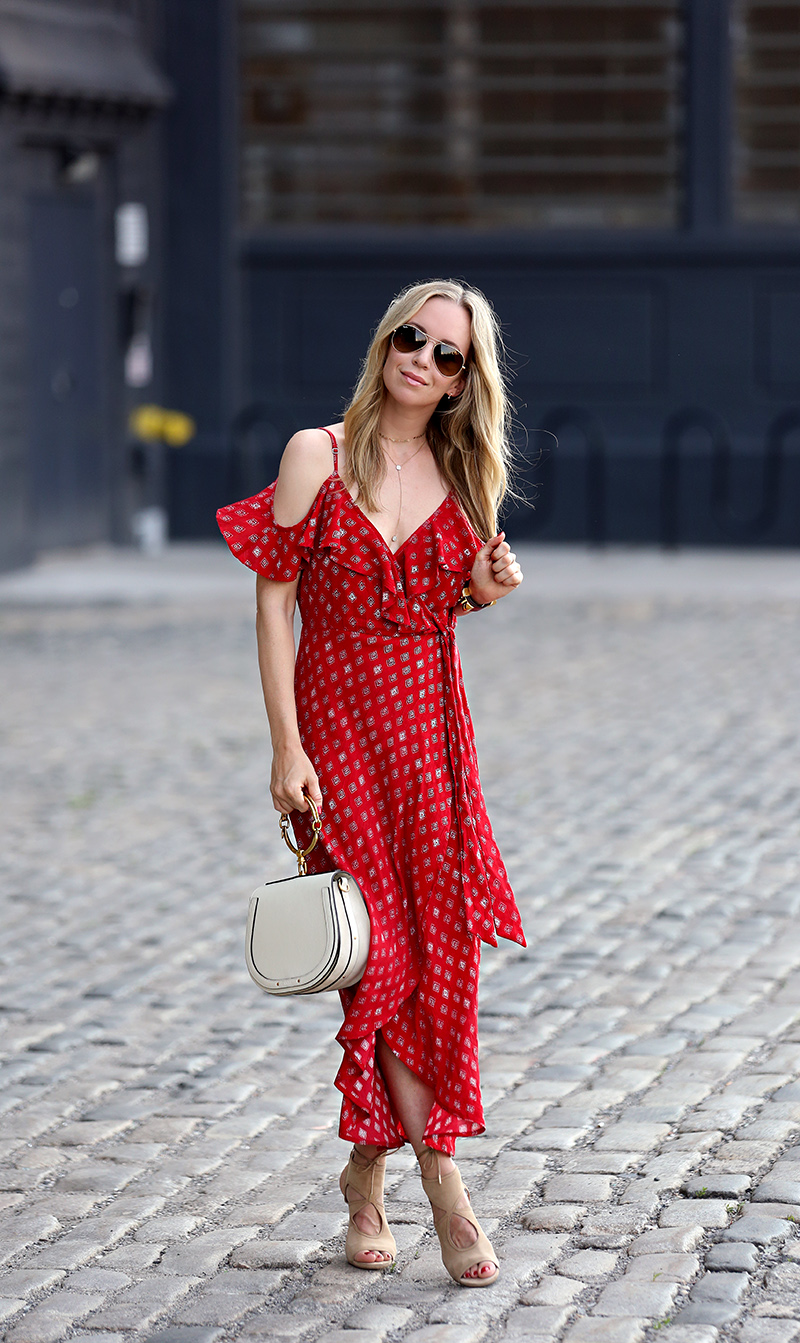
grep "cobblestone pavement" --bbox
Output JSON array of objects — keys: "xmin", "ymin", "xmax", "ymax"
[{"xmin": 2, "ymin": 544, "xmax": 800, "ymax": 1343}]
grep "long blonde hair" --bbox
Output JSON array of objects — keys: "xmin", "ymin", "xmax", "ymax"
[{"xmin": 342, "ymin": 279, "xmax": 512, "ymax": 539}]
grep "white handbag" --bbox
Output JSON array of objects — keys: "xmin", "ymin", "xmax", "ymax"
[{"xmin": 245, "ymin": 798, "xmax": 370, "ymax": 996}]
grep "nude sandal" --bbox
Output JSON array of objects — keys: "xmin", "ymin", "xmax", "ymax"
[
  {"xmin": 418, "ymin": 1148, "xmax": 499, "ymax": 1287},
  {"xmin": 339, "ymin": 1146, "xmax": 397, "ymax": 1269}
]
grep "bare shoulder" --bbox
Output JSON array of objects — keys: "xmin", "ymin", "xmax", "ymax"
[
  {"xmin": 280, "ymin": 426, "xmax": 336, "ymax": 479},
  {"xmin": 274, "ymin": 427, "xmax": 336, "ymax": 526}
]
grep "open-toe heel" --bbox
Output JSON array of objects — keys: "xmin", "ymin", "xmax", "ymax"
[
  {"xmin": 418, "ymin": 1148, "xmax": 499, "ymax": 1288},
  {"xmin": 339, "ymin": 1147, "xmax": 396, "ymax": 1270}
]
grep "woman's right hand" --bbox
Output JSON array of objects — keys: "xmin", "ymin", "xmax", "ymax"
[{"xmin": 270, "ymin": 746, "xmax": 323, "ymax": 815}]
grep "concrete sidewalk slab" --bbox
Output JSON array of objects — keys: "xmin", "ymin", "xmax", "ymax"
[{"xmin": 2, "ymin": 541, "xmax": 800, "ymax": 606}]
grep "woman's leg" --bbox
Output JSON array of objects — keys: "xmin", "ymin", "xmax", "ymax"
[
  {"xmin": 375, "ymin": 1033, "xmax": 495, "ymax": 1282},
  {"xmin": 342, "ymin": 1035, "xmax": 435, "ymax": 1263}
]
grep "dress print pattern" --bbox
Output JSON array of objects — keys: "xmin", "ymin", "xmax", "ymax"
[{"xmin": 217, "ymin": 431, "xmax": 525, "ymax": 1154}]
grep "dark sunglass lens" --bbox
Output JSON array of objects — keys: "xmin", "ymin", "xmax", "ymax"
[
  {"xmin": 392, "ymin": 325, "xmax": 425, "ymax": 354},
  {"xmin": 434, "ymin": 345, "xmax": 463, "ymax": 377}
]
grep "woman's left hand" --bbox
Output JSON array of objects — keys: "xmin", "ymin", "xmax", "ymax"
[{"xmin": 468, "ymin": 533, "xmax": 523, "ymax": 606}]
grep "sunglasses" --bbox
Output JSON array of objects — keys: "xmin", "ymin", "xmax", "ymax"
[{"xmin": 390, "ymin": 324, "xmax": 466, "ymax": 379}]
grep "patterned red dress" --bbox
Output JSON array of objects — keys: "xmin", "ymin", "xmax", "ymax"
[{"xmin": 217, "ymin": 431, "xmax": 525, "ymax": 1155}]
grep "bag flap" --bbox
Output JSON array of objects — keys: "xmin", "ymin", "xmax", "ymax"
[{"xmin": 248, "ymin": 874, "xmax": 336, "ymax": 982}]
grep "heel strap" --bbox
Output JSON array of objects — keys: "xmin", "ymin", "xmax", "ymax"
[
  {"xmin": 416, "ymin": 1146, "xmax": 443, "ymax": 1183},
  {"xmin": 350, "ymin": 1144, "xmax": 401, "ymax": 1172}
]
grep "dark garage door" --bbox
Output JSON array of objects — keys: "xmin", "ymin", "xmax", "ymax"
[{"xmin": 28, "ymin": 193, "xmax": 105, "ymax": 550}]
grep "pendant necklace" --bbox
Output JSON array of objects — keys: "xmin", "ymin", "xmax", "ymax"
[{"xmin": 379, "ymin": 434, "xmax": 427, "ymax": 545}]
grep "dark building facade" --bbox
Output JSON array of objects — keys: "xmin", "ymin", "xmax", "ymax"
[
  {"xmin": 174, "ymin": 0, "xmax": 800, "ymax": 548},
  {"xmin": 0, "ymin": 0, "xmax": 171, "ymax": 571},
  {"xmin": 4, "ymin": 1, "xmax": 800, "ymax": 568}
]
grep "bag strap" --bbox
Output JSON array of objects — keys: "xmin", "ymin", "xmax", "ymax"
[{"xmin": 280, "ymin": 796, "xmax": 323, "ymax": 875}]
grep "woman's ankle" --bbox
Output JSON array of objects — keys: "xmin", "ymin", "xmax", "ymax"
[
  {"xmin": 416, "ymin": 1145, "xmax": 455, "ymax": 1179},
  {"xmin": 351, "ymin": 1143, "xmax": 384, "ymax": 1166}
]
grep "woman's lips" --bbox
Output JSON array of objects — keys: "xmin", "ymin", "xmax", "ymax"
[{"xmin": 401, "ymin": 370, "xmax": 427, "ymax": 386}]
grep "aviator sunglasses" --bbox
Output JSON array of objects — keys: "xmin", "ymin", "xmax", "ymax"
[{"xmin": 390, "ymin": 324, "xmax": 467, "ymax": 378}]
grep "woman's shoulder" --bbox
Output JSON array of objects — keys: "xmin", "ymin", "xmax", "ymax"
[
  {"xmin": 281, "ymin": 424, "xmax": 340, "ymax": 475},
  {"xmin": 274, "ymin": 424, "xmax": 342, "ymax": 526}
]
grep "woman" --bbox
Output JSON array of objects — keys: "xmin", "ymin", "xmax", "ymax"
[{"xmin": 218, "ymin": 279, "xmax": 525, "ymax": 1287}]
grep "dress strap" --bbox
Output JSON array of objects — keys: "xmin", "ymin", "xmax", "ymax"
[{"xmin": 318, "ymin": 426, "xmax": 339, "ymax": 474}]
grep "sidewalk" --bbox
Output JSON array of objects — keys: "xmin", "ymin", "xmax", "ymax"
[
  {"xmin": 2, "ymin": 540, "xmax": 800, "ymax": 605},
  {"xmin": 0, "ymin": 544, "xmax": 254, "ymax": 607},
  {"xmin": 1, "ymin": 543, "xmax": 800, "ymax": 1343}
]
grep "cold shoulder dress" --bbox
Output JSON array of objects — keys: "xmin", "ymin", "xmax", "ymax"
[{"xmin": 217, "ymin": 431, "xmax": 525, "ymax": 1155}]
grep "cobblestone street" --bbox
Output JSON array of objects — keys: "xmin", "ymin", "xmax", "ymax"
[{"xmin": 3, "ymin": 543, "xmax": 800, "ymax": 1343}]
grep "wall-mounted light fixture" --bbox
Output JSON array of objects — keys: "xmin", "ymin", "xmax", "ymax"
[{"xmin": 115, "ymin": 202, "xmax": 149, "ymax": 267}]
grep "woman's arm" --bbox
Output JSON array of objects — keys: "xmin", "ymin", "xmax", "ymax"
[
  {"xmin": 256, "ymin": 574, "xmax": 323, "ymax": 814},
  {"xmin": 255, "ymin": 428, "xmax": 335, "ymax": 812}
]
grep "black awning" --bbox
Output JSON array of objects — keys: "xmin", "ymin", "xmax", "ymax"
[{"xmin": 0, "ymin": 0, "xmax": 171, "ymax": 109}]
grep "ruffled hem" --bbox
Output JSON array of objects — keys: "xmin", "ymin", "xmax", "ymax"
[
  {"xmin": 293, "ymin": 811, "xmax": 488, "ymax": 1156},
  {"xmin": 336, "ymin": 1054, "xmax": 483, "ymax": 1157},
  {"xmin": 334, "ymin": 1013, "xmax": 485, "ymax": 1157}
]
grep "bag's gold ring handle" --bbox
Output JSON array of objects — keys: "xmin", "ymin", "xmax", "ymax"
[{"xmin": 280, "ymin": 795, "xmax": 323, "ymax": 875}]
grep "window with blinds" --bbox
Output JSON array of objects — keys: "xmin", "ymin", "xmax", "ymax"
[
  {"xmin": 239, "ymin": 1, "xmax": 684, "ymax": 230},
  {"xmin": 734, "ymin": 0, "xmax": 800, "ymax": 225}
]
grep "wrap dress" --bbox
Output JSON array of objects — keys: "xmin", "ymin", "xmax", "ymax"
[{"xmin": 217, "ymin": 431, "xmax": 525, "ymax": 1155}]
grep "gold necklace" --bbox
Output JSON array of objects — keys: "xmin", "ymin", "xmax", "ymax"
[
  {"xmin": 381, "ymin": 439, "xmax": 427, "ymax": 545},
  {"xmin": 379, "ymin": 431, "xmax": 426, "ymax": 444}
]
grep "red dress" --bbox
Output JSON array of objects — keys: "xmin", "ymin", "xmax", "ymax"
[{"xmin": 217, "ymin": 431, "xmax": 525, "ymax": 1155}]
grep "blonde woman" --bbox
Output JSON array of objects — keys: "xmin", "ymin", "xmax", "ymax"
[{"xmin": 218, "ymin": 280, "xmax": 525, "ymax": 1287}]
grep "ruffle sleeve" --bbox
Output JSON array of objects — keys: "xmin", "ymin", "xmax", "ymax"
[{"xmin": 216, "ymin": 479, "xmax": 331, "ymax": 580}]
